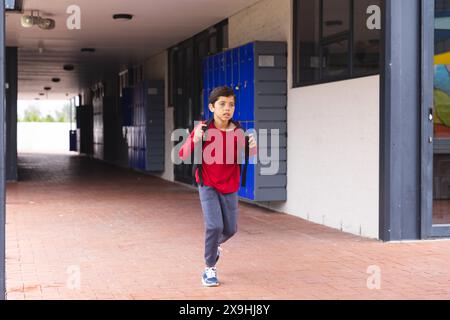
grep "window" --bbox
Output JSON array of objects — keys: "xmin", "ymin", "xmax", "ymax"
[{"xmin": 293, "ymin": 0, "xmax": 381, "ymax": 87}]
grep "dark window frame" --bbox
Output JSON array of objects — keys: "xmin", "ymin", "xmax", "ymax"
[{"xmin": 293, "ymin": 0, "xmax": 381, "ymax": 88}]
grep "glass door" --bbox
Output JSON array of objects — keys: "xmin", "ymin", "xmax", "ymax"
[{"xmin": 431, "ymin": 0, "xmax": 450, "ymax": 236}]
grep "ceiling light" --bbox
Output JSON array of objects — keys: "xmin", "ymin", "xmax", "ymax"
[
  {"xmin": 38, "ymin": 18, "xmax": 55, "ymax": 30},
  {"xmin": 39, "ymin": 93, "xmax": 45, "ymax": 96},
  {"xmin": 113, "ymin": 13, "xmax": 133, "ymax": 20},
  {"xmin": 52, "ymin": 77, "xmax": 61, "ymax": 83},
  {"xmin": 81, "ymin": 48, "xmax": 96, "ymax": 53},
  {"xmin": 21, "ymin": 14, "xmax": 38, "ymax": 28},
  {"xmin": 21, "ymin": 10, "xmax": 55, "ymax": 30},
  {"xmin": 63, "ymin": 64, "xmax": 75, "ymax": 71},
  {"xmin": 44, "ymin": 86, "xmax": 52, "ymax": 91}
]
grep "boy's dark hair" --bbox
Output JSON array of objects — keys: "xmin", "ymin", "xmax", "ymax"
[{"xmin": 208, "ymin": 86, "xmax": 236, "ymax": 105}]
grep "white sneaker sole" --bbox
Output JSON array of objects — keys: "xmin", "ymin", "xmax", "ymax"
[{"xmin": 202, "ymin": 279, "xmax": 220, "ymax": 287}]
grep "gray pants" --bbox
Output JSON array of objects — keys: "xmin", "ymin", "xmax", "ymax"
[{"xmin": 198, "ymin": 185, "xmax": 239, "ymax": 267}]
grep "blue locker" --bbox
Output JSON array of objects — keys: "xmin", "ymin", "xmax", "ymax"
[
  {"xmin": 135, "ymin": 127, "xmax": 138, "ymax": 149},
  {"xmin": 232, "ymin": 48, "xmax": 239, "ymax": 88},
  {"xmin": 245, "ymin": 122, "xmax": 256, "ymax": 200},
  {"xmin": 122, "ymin": 88, "xmax": 133, "ymax": 126},
  {"xmin": 246, "ymin": 43, "xmax": 255, "ymax": 121},
  {"xmin": 213, "ymin": 55, "xmax": 220, "ymax": 89},
  {"xmin": 238, "ymin": 121, "xmax": 247, "ymax": 198},
  {"xmin": 129, "ymin": 127, "xmax": 133, "ymax": 148},
  {"xmin": 138, "ymin": 126, "xmax": 141, "ymax": 149},
  {"xmin": 207, "ymin": 57, "xmax": 215, "ymax": 119},
  {"xmin": 143, "ymin": 127, "xmax": 147, "ymax": 150},
  {"xmin": 219, "ymin": 53, "xmax": 226, "ymax": 86},
  {"xmin": 239, "ymin": 43, "xmax": 255, "ymax": 121},
  {"xmin": 238, "ymin": 45, "xmax": 247, "ymax": 121},
  {"xmin": 207, "ymin": 57, "xmax": 213, "ymax": 119},
  {"xmin": 203, "ymin": 59, "xmax": 209, "ymax": 119},
  {"xmin": 232, "ymin": 48, "xmax": 241, "ymax": 121},
  {"xmin": 136, "ymin": 108, "xmax": 139, "ymax": 127},
  {"xmin": 134, "ymin": 126, "xmax": 138, "ymax": 149},
  {"xmin": 225, "ymin": 50, "xmax": 233, "ymax": 87},
  {"xmin": 208, "ymin": 57, "xmax": 214, "ymax": 91},
  {"xmin": 142, "ymin": 126, "xmax": 146, "ymax": 149},
  {"xmin": 201, "ymin": 41, "xmax": 287, "ymax": 202}
]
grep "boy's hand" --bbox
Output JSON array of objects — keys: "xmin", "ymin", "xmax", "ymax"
[
  {"xmin": 248, "ymin": 133, "xmax": 257, "ymax": 149},
  {"xmin": 193, "ymin": 124, "xmax": 208, "ymax": 144}
]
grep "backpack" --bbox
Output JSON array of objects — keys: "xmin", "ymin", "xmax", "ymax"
[{"xmin": 192, "ymin": 118, "xmax": 250, "ymax": 188}]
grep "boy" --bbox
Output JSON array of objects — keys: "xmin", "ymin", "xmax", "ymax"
[{"xmin": 179, "ymin": 86, "xmax": 257, "ymax": 287}]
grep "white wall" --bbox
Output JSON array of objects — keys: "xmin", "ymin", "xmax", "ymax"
[
  {"xmin": 144, "ymin": 51, "xmax": 175, "ymax": 182},
  {"xmin": 229, "ymin": 0, "xmax": 380, "ymax": 238},
  {"xmin": 229, "ymin": 0, "xmax": 290, "ymax": 48},
  {"xmin": 281, "ymin": 77, "xmax": 380, "ymax": 238}
]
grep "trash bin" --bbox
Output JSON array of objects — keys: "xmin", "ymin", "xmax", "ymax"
[{"xmin": 69, "ymin": 130, "xmax": 77, "ymax": 151}]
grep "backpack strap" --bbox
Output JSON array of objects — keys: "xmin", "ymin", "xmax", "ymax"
[
  {"xmin": 231, "ymin": 120, "xmax": 249, "ymax": 188},
  {"xmin": 192, "ymin": 118, "xmax": 214, "ymax": 186},
  {"xmin": 241, "ymin": 135, "xmax": 250, "ymax": 188}
]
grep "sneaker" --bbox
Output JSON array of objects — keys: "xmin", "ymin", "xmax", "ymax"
[
  {"xmin": 216, "ymin": 245, "xmax": 222, "ymax": 263},
  {"xmin": 202, "ymin": 267, "xmax": 220, "ymax": 287}
]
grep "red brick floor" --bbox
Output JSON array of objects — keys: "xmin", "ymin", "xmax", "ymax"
[{"xmin": 4, "ymin": 153, "xmax": 450, "ymax": 300}]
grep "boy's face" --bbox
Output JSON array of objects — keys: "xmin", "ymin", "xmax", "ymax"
[{"xmin": 209, "ymin": 96, "xmax": 236, "ymax": 122}]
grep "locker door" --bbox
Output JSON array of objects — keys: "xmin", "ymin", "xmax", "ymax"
[
  {"xmin": 213, "ymin": 54, "xmax": 220, "ymax": 89},
  {"xmin": 232, "ymin": 48, "xmax": 241, "ymax": 121},
  {"xmin": 246, "ymin": 122, "xmax": 256, "ymax": 201},
  {"xmin": 240, "ymin": 43, "xmax": 255, "ymax": 122},
  {"xmin": 239, "ymin": 45, "xmax": 248, "ymax": 121},
  {"xmin": 206, "ymin": 56, "xmax": 214, "ymax": 120},
  {"xmin": 246, "ymin": 43, "xmax": 255, "ymax": 122},
  {"xmin": 139, "ymin": 126, "xmax": 143, "ymax": 150},
  {"xmin": 225, "ymin": 50, "xmax": 233, "ymax": 88},
  {"xmin": 143, "ymin": 127, "xmax": 147, "ymax": 150},
  {"xmin": 202, "ymin": 58, "xmax": 209, "ymax": 120},
  {"xmin": 238, "ymin": 121, "xmax": 247, "ymax": 199},
  {"xmin": 208, "ymin": 55, "xmax": 214, "ymax": 91},
  {"xmin": 219, "ymin": 52, "xmax": 226, "ymax": 86}
]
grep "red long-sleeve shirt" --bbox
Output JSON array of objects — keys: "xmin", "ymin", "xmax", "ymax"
[{"xmin": 179, "ymin": 121, "xmax": 257, "ymax": 194}]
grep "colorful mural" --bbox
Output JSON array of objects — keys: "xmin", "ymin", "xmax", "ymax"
[{"xmin": 434, "ymin": 63, "xmax": 450, "ymax": 137}]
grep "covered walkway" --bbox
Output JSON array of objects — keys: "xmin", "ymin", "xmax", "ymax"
[{"xmin": 4, "ymin": 153, "xmax": 450, "ymax": 300}]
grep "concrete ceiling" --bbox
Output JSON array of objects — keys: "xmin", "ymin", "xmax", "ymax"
[{"xmin": 6, "ymin": 0, "xmax": 260, "ymax": 100}]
